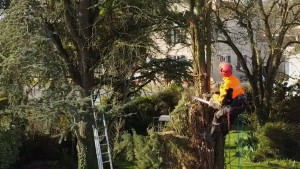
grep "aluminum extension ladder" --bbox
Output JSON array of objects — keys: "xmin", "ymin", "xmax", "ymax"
[{"xmin": 91, "ymin": 90, "xmax": 113, "ymax": 169}]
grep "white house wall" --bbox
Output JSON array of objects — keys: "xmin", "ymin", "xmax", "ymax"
[
  {"xmin": 153, "ymin": 1, "xmax": 299, "ymax": 85},
  {"xmin": 285, "ymin": 53, "xmax": 300, "ymax": 85}
]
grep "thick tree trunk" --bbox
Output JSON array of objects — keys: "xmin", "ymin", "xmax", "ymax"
[
  {"xmin": 77, "ymin": 112, "xmax": 98, "ymax": 169},
  {"xmin": 76, "ymin": 117, "xmax": 97, "ymax": 169},
  {"xmin": 214, "ymin": 133, "xmax": 225, "ymax": 169},
  {"xmin": 76, "ymin": 55, "xmax": 98, "ymax": 169},
  {"xmin": 187, "ymin": 0, "xmax": 216, "ymax": 168}
]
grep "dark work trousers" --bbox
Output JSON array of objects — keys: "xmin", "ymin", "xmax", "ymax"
[{"xmin": 211, "ymin": 94, "xmax": 246, "ymax": 136}]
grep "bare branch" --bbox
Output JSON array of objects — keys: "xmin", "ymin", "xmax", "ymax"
[
  {"xmin": 266, "ymin": 0, "xmax": 280, "ymax": 16},
  {"xmin": 126, "ymin": 79, "xmax": 152, "ymax": 98},
  {"xmin": 214, "ymin": 12, "xmax": 252, "ymax": 79},
  {"xmin": 258, "ymin": 0, "xmax": 273, "ymax": 42},
  {"xmin": 283, "ymin": 40, "xmax": 300, "ymax": 50}
]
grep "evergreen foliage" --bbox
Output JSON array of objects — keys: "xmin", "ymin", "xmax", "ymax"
[
  {"xmin": 253, "ymin": 122, "xmax": 300, "ymax": 162},
  {"xmin": 0, "ymin": 127, "xmax": 22, "ymax": 169},
  {"xmin": 167, "ymin": 88, "xmax": 191, "ymax": 136},
  {"xmin": 113, "ymin": 129, "xmax": 195, "ymax": 169},
  {"xmin": 113, "ymin": 130, "xmax": 162, "ymax": 169},
  {"xmin": 107, "ymin": 85, "xmax": 183, "ymax": 135},
  {"xmin": 0, "ymin": 0, "xmax": 190, "ymax": 167},
  {"xmin": 269, "ymin": 81, "xmax": 300, "ymax": 124}
]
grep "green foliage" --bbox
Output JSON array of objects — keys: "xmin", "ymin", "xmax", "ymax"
[
  {"xmin": 241, "ymin": 129, "xmax": 259, "ymax": 161},
  {"xmin": 155, "ymin": 85, "xmax": 183, "ymax": 114},
  {"xmin": 269, "ymin": 81, "xmax": 300, "ymax": 124},
  {"xmin": 225, "ymin": 130, "xmax": 300, "ymax": 168},
  {"xmin": 0, "ymin": 1, "xmax": 190, "ymax": 168},
  {"xmin": 253, "ymin": 122, "xmax": 300, "ymax": 162},
  {"xmin": 167, "ymin": 89, "xmax": 191, "ymax": 136},
  {"xmin": 114, "ymin": 129, "xmax": 194, "ymax": 169},
  {"xmin": 109, "ymin": 85, "xmax": 183, "ymax": 135},
  {"xmin": 0, "ymin": 127, "xmax": 22, "ymax": 169},
  {"xmin": 159, "ymin": 133, "xmax": 194, "ymax": 169},
  {"xmin": 241, "ymin": 82, "xmax": 300, "ymax": 162},
  {"xmin": 238, "ymin": 83, "xmax": 260, "ymax": 130},
  {"xmin": 113, "ymin": 132, "xmax": 135, "ymax": 162},
  {"xmin": 133, "ymin": 130, "xmax": 162, "ymax": 169},
  {"xmin": 114, "ymin": 130, "xmax": 162, "ymax": 169}
]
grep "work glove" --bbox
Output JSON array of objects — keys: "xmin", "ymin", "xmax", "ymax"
[
  {"xmin": 215, "ymin": 106, "xmax": 231, "ymax": 119},
  {"xmin": 209, "ymin": 98, "xmax": 221, "ymax": 110}
]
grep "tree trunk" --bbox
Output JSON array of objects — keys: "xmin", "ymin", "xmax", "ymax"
[
  {"xmin": 76, "ymin": 50, "xmax": 98, "ymax": 169},
  {"xmin": 76, "ymin": 113, "xmax": 98, "ymax": 169},
  {"xmin": 187, "ymin": 0, "xmax": 217, "ymax": 168},
  {"xmin": 214, "ymin": 133, "xmax": 225, "ymax": 169}
]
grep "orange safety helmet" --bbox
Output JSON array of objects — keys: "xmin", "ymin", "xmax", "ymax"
[{"xmin": 219, "ymin": 62, "xmax": 232, "ymax": 77}]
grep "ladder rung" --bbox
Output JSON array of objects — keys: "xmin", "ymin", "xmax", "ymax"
[
  {"xmin": 102, "ymin": 152, "xmax": 109, "ymax": 155},
  {"xmin": 100, "ymin": 135, "xmax": 106, "ymax": 137},
  {"xmin": 103, "ymin": 160, "xmax": 111, "ymax": 164},
  {"xmin": 101, "ymin": 143, "xmax": 108, "ymax": 146}
]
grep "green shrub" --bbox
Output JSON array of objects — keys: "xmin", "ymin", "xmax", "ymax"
[
  {"xmin": 113, "ymin": 132, "xmax": 135, "ymax": 162},
  {"xmin": 270, "ymin": 81, "xmax": 300, "ymax": 124},
  {"xmin": 114, "ymin": 129, "xmax": 194, "ymax": 169},
  {"xmin": 0, "ymin": 127, "xmax": 22, "ymax": 169},
  {"xmin": 253, "ymin": 122, "xmax": 300, "ymax": 161},
  {"xmin": 114, "ymin": 130, "xmax": 162, "ymax": 169},
  {"xmin": 242, "ymin": 129, "xmax": 259, "ymax": 161},
  {"xmin": 239, "ymin": 83, "xmax": 260, "ymax": 130},
  {"xmin": 111, "ymin": 85, "xmax": 183, "ymax": 135},
  {"xmin": 167, "ymin": 89, "xmax": 190, "ymax": 136}
]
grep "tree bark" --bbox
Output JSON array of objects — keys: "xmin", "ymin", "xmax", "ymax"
[
  {"xmin": 187, "ymin": 0, "xmax": 217, "ymax": 168},
  {"xmin": 214, "ymin": 133, "xmax": 225, "ymax": 169},
  {"xmin": 61, "ymin": 0, "xmax": 98, "ymax": 168}
]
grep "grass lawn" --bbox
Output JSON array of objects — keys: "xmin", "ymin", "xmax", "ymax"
[{"xmin": 225, "ymin": 129, "xmax": 300, "ymax": 169}]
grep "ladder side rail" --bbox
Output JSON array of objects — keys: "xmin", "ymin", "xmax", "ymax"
[
  {"xmin": 91, "ymin": 91, "xmax": 104, "ymax": 169},
  {"xmin": 102, "ymin": 113, "xmax": 113, "ymax": 169},
  {"xmin": 93, "ymin": 125, "xmax": 104, "ymax": 169}
]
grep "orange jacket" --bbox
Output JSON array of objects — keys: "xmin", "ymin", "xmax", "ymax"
[{"xmin": 218, "ymin": 75, "xmax": 244, "ymax": 104}]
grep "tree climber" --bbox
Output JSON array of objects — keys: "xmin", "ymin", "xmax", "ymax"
[{"xmin": 208, "ymin": 62, "xmax": 247, "ymax": 138}]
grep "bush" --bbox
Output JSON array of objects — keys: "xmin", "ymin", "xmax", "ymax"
[
  {"xmin": 167, "ymin": 89, "xmax": 191, "ymax": 136},
  {"xmin": 111, "ymin": 85, "xmax": 183, "ymax": 135},
  {"xmin": 253, "ymin": 122, "xmax": 300, "ymax": 161},
  {"xmin": 0, "ymin": 127, "xmax": 22, "ymax": 169},
  {"xmin": 114, "ymin": 130, "xmax": 195, "ymax": 169},
  {"xmin": 113, "ymin": 130, "xmax": 162, "ymax": 169},
  {"xmin": 242, "ymin": 129, "xmax": 259, "ymax": 161},
  {"xmin": 270, "ymin": 81, "xmax": 300, "ymax": 124}
]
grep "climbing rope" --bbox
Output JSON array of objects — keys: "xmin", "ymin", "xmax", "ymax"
[
  {"xmin": 227, "ymin": 111, "xmax": 231, "ymax": 169},
  {"xmin": 226, "ymin": 115, "xmax": 243, "ymax": 169},
  {"xmin": 237, "ymin": 115, "xmax": 243, "ymax": 169}
]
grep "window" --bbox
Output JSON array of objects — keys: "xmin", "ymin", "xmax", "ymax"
[
  {"xmin": 226, "ymin": 56, "xmax": 231, "ymax": 63},
  {"xmin": 166, "ymin": 26, "xmax": 186, "ymax": 45},
  {"xmin": 219, "ymin": 56, "xmax": 225, "ymax": 62}
]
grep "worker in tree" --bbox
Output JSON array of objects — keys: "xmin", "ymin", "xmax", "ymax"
[{"xmin": 208, "ymin": 62, "xmax": 246, "ymax": 137}]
